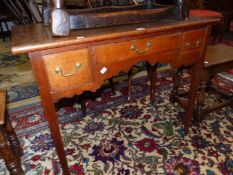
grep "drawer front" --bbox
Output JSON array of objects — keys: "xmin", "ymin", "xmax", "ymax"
[
  {"xmin": 95, "ymin": 33, "xmax": 181, "ymax": 64},
  {"xmin": 42, "ymin": 49, "xmax": 92, "ymax": 92},
  {"xmin": 182, "ymin": 29, "xmax": 206, "ymax": 53}
]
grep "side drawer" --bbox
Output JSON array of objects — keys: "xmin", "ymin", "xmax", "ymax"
[
  {"xmin": 181, "ymin": 29, "xmax": 206, "ymax": 53},
  {"xmin": 95, "ymin": 33, "xmax": 181, "ymax": 64},
  {"xmin": 42, "ymin": 49, "xmax": 92, "ymax": 92}
]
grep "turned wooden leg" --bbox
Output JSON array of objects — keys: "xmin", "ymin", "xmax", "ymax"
[
  {"xmin": 150, "ymin": 64, "xmax": 157, "ymax": 104},
  {"xmin": 128, "ymin": 68, "xmax": 133, "ymax": 101},
  {"xmin": 170, "ymin": 68, "xmax": 183, "ymax": 103},
  {"xmin": 5, "ymin": 119, "xmax": 23, "ymax": 157},
  {"xmin": 0, "ymin": 127, "xmax": 24, "ymax": 175}
]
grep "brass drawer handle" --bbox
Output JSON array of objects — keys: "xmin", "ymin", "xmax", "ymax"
[
  {"xmin": 55, "ymin": 63, "xmax": 82, "ymax": 77},
  {"xmin": 185, "ymin": 40, "xmax": 201, "ymax": 49},
  {"xmin": 131, "ymin": 42, "xmax": 152, "ymax": 54}
]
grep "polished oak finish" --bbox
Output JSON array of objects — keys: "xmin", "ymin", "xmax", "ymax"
[
  {"xmin": 42, "ymin": 48, "xmax": 91, "ymax": 92},
  {"xmin": 11, "ymin": 17, "xmax": 219, "ymax": 174}
]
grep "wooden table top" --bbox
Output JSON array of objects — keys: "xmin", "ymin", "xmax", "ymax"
[{"xmin": 11, "ymin": 17, "xmax": 219, "ymax": 55}]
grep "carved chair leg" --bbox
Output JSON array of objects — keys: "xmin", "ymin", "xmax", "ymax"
[
  {"xmin": 0, "ymin": 127, "xmax": 24, "ymax": 175},
  {"xmin": 170, "ymin": 68, "xmax": 183, "ymax": 103},
  {"xmin": 5, "ymin": 119, "xmax": 23, "ymax": 157},
  {"xmin": 128, "ymin": 68, "xmax": 133, "ymax": 101},
  {"xmin": 150, "ymin": 64, "xmax": 157, "ymax": 104}
]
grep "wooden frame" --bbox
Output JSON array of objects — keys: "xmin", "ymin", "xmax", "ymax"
[{"xmin": 11, "ymin": 17, "xmax": 219, "ymax": 174}]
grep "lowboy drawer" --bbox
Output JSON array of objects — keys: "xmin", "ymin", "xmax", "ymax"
[
  {"xmin": 182, "ymin": 29, "xmax": 206, "ymax": 53},
  {"xmin": 95, "ymin": 33, "xmax": 181, "ymax": 64},
  {"xmin": 42, "ymin": 49, "xmax": 92, "ymax": 92}
]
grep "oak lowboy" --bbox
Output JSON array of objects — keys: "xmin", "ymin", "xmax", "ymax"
[{"xmin": 11, "ymin": 17, "xmax": 219, "ymax": 174}]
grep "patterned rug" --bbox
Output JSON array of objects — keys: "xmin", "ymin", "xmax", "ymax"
[
  {"xmin": 0, "ymin": 70, "xmax": 232, "ymax": 175},
  {"xmin": 0, "ymin": 38, "xmax": 37, "ymax": 105}
]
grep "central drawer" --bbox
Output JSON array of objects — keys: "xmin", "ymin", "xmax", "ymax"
[
  {"xmin": 42, "ymin": 49, "xmax": 92, "ymax": 92},
  {"xmin": 95, "ymin": 33, "xmax": 181, "ymax": 64}
]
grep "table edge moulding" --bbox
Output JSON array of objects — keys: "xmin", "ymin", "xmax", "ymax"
[{"xmin": 11, "ymin": 17, "xmax": 220, "ymax": 174}]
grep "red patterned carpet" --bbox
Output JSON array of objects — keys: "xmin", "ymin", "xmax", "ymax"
[{"xmin": 0, "ymin": 69, "xmax": 231, "ymax": 175}]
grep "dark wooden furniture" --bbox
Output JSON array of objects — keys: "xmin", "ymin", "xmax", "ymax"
[
  {"xmin": 196, "ymin": 44, "xmax": 233, "ymax": 121},
  {"xmin": 67, "ymin": 4, "xmax": 178, "ymax": 29},
  {"xmin": 0, "ymin": 90, "xmax": 24, "ymax": 175},
  {"xmin": 2, "ymin": 0, "xmax": 42, "ymax": 25},
  {"xmin": 206, "ymin": 0, "xmax": 233, "ymax": 32},
  {"xmin": 50, "ymin": 0, "xmax": 190, "ymax": 36},
  {"xmin": 0, "ymin": 16, "xmax": 11, "ymax": 42},
  {"xmin": 11, "ymin": 17, "xmax": 219, "ymax": 174},
  {"xmin": 170, "ymin": 44, "xmax": 233, "ymax": 122},
  {"xmin": 0, "ymin": 1, "xmax": 18, "ymax": 41}
]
